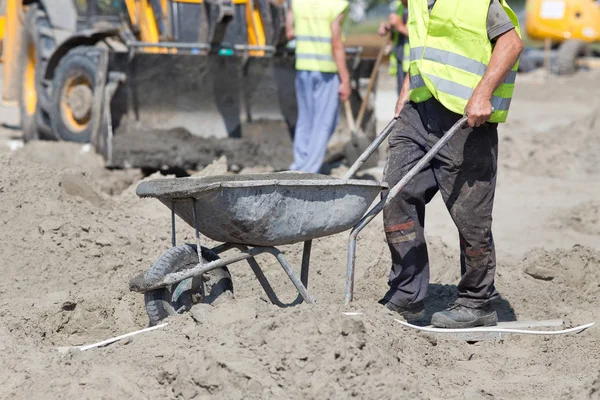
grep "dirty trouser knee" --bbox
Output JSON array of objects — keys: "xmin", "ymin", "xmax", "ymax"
[
  {"xmin": 290, "ymin": 70, "xmax": 340, "ymax": 173},
  {"xmin": 382, "ymin": 99, "xmax": 498, "ymax": 308}
]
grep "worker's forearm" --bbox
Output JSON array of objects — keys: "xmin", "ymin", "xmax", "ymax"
[
  {"xmin": 332, "ymin": 42, "xmax": 350, "ymax": 83},
  {"xmin": 285, "ymin": 10, "xmax": 295, "ymax": 40},
  {"xmin": 394, "ymin": 23, "xmax": 408, "ymax": 37},
  {"xmin": 400, "ymin": 73, "xmax": 410, "ymax": 101},
  {"xmin": 473, "ymin": 30, "xmax": 523, "ymax": 99}
]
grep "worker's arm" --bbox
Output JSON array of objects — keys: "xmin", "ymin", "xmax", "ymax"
[
  {"xmin": 394, "ymin": 73, "xmax": 410, "ymax": 118},
  {"xmin": 378, "ymin": 13, "xmax": 408, "ymax": 37},
  {"xmin": 331, "ymin": 12, "xmax": 351, "ymax": 102},
  {"xmin": 388, "ymin": 13, "xmax": 408, "ymax": 37},
  {"xmin": 285, "ymin": 9, "xmax": 295, "ymax": 41},
  {"xmin": 465, "ymin": 29, "xmax": 524, "ymax": 127}
]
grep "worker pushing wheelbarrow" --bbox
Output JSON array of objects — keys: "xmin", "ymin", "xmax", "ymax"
[
  {"xmin": 129, "ymin": 114, "xmax": 465, "ymax": 325},
  {"xmin": 130, "ymin": 0, "xmax": 526, "ymax": 330}
]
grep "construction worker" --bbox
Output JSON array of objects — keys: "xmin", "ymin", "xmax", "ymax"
[
  {"xmin": 285, "ymin": 0, "xmax": 351, "ymax": 173},
  {"xmin": 381, "ymin": 0, "xmax": 524, "ymax": 328},
  {"xmin": 378, "ymin": 0, "xmax": 409, "ymax": 94}
]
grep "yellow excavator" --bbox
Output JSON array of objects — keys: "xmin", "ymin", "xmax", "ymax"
[
  {"xmin": 0, "ymin": 0, "xmax": 377, "ymax": 169},
  {"xmin": 521, "ymin": 0, "xmax": 600, "ymax": 74}
]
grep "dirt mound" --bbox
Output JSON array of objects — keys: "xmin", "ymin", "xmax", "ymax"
[
  {"xmin": 521, "ymin": 245, "xmax": 600, "ymax": 290},
  {"xmin": 500, "ymin": 106, "xmax": 600, "ymax": 179},
  {"xmin": 2, "ymin": 127, "xmax": 600, "ymax": 398},
  {"xmin": 561, "ymin": 201, "xmax": 600, "ymax": 236},
  {"xmin": 112, "ymin": 122, "xmax": 293, "ymax": 172},
  {"xmin": 13, "ymin": 141, "xmax": 143, "ymax": 195},
  {"xmin": 563, "ymin": 372, "xmax": 600, "ymax": 399}
]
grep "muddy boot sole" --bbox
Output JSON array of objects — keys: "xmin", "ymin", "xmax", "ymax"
[{"xmin": 431, "ymin": 311, "xmax": 498, "ymax": 329}]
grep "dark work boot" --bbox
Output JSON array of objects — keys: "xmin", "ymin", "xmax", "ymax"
[
  {"xmin": 383, "ymin": 300, "xmax": 425, "ymax": 322},
  {"xmin": 431, "ymin": 303, "xmax": 498, "ymax": 328}
]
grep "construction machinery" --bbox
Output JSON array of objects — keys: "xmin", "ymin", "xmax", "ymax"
[
  {"xmin": 521, "ymin": 0, "xmax": 600, "ymax": 74},
  {"xmin": 1, "ymin": 0, "xmax": 378, "ymax": 169}
]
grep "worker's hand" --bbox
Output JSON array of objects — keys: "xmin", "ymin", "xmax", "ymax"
[
  {"xmin": 378, "ymin": 21, "xmax": 390, "ymax": 36},
  {"xmin": 465, "ymin": 95, "xmax": 493, "ymax": 128},
  {"xmin": 339, "ymin": 80, "xmax": 351, "ymax": 103},
  {"xmin": 394, "ymin": 94, "xmax": 408, "ymax": 118},
  {"xmin": 388, "ymin": 13, "xmax": 401, "ymax": 30}
]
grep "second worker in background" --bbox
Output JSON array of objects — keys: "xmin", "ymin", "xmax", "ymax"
[{"xmin": 285, "ymin": 0, "xmax": 351, "ymax": 173}]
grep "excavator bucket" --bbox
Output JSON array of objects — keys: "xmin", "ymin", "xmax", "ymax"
[{"xmin": 103, "ymin": 47, "xmax": 376, "ymax": 170}]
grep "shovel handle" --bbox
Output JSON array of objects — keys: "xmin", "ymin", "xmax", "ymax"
[
  {"xmin": 355, "ymin": 40, "xmax": 390, "ymax": 129},
  {"xmin": 343, "ymin": 117, "xmax": 397, "ymax": 180},
  {"xmin": 344, "ymin": 101, "xmax": 356, "ymax": 133}
]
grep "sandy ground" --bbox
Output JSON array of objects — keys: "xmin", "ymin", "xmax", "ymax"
[{"xmin": 0, "ymin": 65, "xmax": 600, "ymax": 399}]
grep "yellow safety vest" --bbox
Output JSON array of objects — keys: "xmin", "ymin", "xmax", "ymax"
[
  {"xmin": 293, "ymin": 0, "xmax": 349, "ymax": 73},
  {"xmin": 389, "ymin": 42, "xmax": 410, "ymax": 75},
  {"xmin": 407, "ymin": 0, "xmax": 521, "ymax": 123},
  {"xmin": 402, "ymin": 42, "xmax": 410, "ymax": 72},
  {"xmin": 389, "ymin": 2, "xmax": 410, "ymax": 75}
]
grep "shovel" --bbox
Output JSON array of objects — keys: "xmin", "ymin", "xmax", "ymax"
[{"xmin": 343, "ymin": 40, "xmax": 390, "ymax": 169}]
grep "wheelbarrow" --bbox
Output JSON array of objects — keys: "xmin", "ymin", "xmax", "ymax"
[{"xmin": 129, "ymin": 115, "xmax": 469, "ymax": 325}]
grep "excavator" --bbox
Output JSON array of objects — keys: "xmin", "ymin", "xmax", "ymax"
[
  {"xmin": 521, "ymin": 0, "xmax": 600, "ymax": 74},
  {"xmin": 0, "ymin": 0, "xmax": 378, "ymax": 170}
]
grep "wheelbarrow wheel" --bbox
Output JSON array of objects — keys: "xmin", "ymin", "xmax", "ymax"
[{"xmin": 144, "ymin": 244, "xmax": 233, "ymax": 326}]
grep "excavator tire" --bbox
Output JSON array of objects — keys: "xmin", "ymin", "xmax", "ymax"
[
  {"xmin": 556, "ymin": 40, "xmax": 589, "ymax": 75},
  {"xmin": 49, "ymin": 46, "xmax": 100, "ymax": 143},
  {"xmin": 18, "ymin": 4, "xmax": 56, "ymax": 141}
]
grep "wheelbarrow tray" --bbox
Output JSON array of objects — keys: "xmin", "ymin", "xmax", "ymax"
[{"xmin": 136, "ymin": 172, "xmax": 387, "ymax": 246}]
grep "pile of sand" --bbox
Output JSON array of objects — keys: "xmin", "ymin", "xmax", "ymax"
[
  {"xmin": 1, "ymin": 146, "xmax": 600, "ymax": 398},
  {"xmin": 1, "ymin": 69, "xmax": 600, "ymax": 399},
  {"xmin": 500, "ymin": 106, "xmax": 600, "ymax": 179},
  {"xmin": 562, "ymin": 201, "xmax": 600, "ymax": 236}
]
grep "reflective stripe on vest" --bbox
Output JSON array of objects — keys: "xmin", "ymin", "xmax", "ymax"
[
  {"xmin": 407, "ymin": 0, "xmax": 521, "ymax": 123},
  {"xmin": 402, "ymin": 42, "xmax": 410, "ymax": 73},
  {"xmin": 410, "ymin": 73, "xmax": 512, "ymax": 111},
  {"xmin": 293, "ymin": 0, "xmax": 348, "ymax": 73}
]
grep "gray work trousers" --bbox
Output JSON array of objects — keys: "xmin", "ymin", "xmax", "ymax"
[{"xmin": 382, "ymin": 98, "xmax": 498, "ymax": 308}]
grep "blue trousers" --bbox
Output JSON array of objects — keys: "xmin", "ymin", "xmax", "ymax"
[{"xmin": 290, "ymin": 70, "xmax": 340, "ymax": 173}]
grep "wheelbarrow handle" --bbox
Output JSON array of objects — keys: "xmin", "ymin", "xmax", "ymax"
[
  {"xmin": 383, "ymin": 115, "xmax": 469, "ymax": 208},
  {"xmin": 344, "ymin": 115, "xmax": 468, "ymax": 304}
]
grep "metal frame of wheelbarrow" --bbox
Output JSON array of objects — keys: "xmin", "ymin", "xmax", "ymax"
[{"xmin": 132, "ymin": 115, "xmax": 468, "ymax": 307}]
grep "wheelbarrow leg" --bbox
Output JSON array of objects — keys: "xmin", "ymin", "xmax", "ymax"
[
  {"xmin": 264, "ymin": 247, "xmax": 315, "ymax": 304},
  {"xmin": 234, "ymin": 245, "xmax": 285, "ymax": 307},
  {"xmin": 301, "ymin": 240, "xmax": 312, "ymax": 289},
  {"xmin": 171, "ymin": 200, "xmax": 177, "ymax": 247}
]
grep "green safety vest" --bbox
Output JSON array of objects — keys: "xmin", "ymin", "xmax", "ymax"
[
  {"xmin": 292, "ymin": 0, "xmax": 349, "ymax": 73},
  {"xmin": 407, "ymin": 0, "xmax": 521, "ymax": 123},
  {"xmin": 389, "ymin": 2, "xmax": 409, "ymax": 75}
]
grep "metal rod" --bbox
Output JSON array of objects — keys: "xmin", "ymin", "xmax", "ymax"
[
  {"xmin": 301, "ymin": 240, "xmax": 312, "ymax": 288},
  {"xmin": 344, "ymin": 118, "xmax": 397, "ymax": 180},
  {"xmin": 245, "ymin": 255, "xmax": 284, "ymax": 306},
  {"xmin": 136, "ymin": 247, "xmax": 270, "ymax": 292},
  {"xmin": 264, "ymin": 248, "xmax": 315, "ymax": 304},
  {"xmin": 344, "ymin": 116, "xmax": 468, "ymax": 304},
  {"xmin": 191, "ymin": 198, "xmax": 203, "ymax": 266},
  {"xmin": 211, "ymin": 243, "xmax": 236, "ymax": 255},
  {"xmin": 171, "ymin": 200, "xmax": 176, "ymax": 247},
  {"xmin": 127, "ymin": 41, "xmax": 211, "ymax": 49}
]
